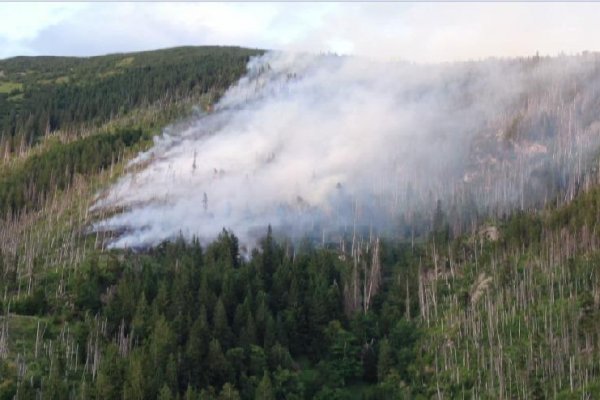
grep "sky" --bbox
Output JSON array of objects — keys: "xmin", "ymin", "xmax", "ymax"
[{"xmin": 1, "ymin": 2, "xmax": 600, "ymax": 63}]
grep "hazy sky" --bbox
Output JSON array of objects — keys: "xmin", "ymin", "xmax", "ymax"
[{"xmin": 1, "ymin": 2, "xmax": 599, "ymax": 62}]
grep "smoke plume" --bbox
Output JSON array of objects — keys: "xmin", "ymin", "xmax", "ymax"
[{"xmin": 92, "ymin": 51, "xmax": 600, "ymax": 248}]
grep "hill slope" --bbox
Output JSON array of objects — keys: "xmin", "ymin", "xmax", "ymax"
[
  {"xmin": 2, "ymin": 49, "xmax": 600, "ymax": 399},
  {"xmin": 0, "ymin": 46, "xmax": 263, "ymax": 155}
]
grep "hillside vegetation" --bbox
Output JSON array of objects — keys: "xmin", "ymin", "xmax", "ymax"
[
  {"xmin": 2, "ymin": 48, "xmax": 600, "ymax": 399},
  {"xmin": 0, "ymin": 46, "xmax": 262, "ymax": 156}
]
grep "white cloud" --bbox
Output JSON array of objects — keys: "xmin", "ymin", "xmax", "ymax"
[
  {"xmin": 0, "ymin": 3, "xmax": 83, "ymax": 41},
  {"xmin": 2, "ymin": 3, "xmax": 600, "ymax": 62},
  {"xmin": 286, "ymin": 3, "xmax": 600, "ymax": 62}
]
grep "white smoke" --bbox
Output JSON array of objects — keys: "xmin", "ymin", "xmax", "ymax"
[{"xmin": 92, "ymin": 51, "xmax": 600, "ymax": 248}]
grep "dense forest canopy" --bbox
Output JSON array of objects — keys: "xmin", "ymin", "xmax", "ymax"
[{"xmin": 0, "ymin": 46, "xmax": 262, "ymax": 154}]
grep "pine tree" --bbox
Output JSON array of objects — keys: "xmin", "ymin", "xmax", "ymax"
[
  {"xmin": 124, "ymin": 351, "xmax": 146, "ymax": 400},
  {"xmin": 132, "ymin": 293, "xmax": 150, "ymax": 340},
  {"xmin": 187, "ymin": 306, "xmax": 210, "ymax": 386},
  {"xmin": 158, "ymin": 384, "xmax": 174, "ymax": 400},
  {"xmin": 259, "ymin": 226, "xmax": 276, "ymax": 289},
  {"xmin": 377, "ymin": 338, "xmax": 394, "ymax": 382},
  {"xmin": 241, "ymin": 313, "xmax": 257, "ymax": 348},
  {"xmin": 184, "ymin": 385, "xmax": 198, "ymax": 400},
  {"xmin": 218, "ymin": 383, "xmax": 241, "ymax": 400},
  {"xmin": 95, "ymin": 343, "xmax": 123, "ymax": 399},
  {"xmin": 255, "ymin": 371, "xmax": 275, "ymax": 400},
  {"xmin": 206, "ymin": 339, "xmax": 229, "ymax": 388}
]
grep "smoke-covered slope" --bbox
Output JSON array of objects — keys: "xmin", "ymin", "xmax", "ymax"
[
  {"xmin": 5, "ymin": 48, "xmax": 600, "ymax": 399},
  {"xmin": 93, "ymin": 52, "xmax": 600, "ymax": 248}
]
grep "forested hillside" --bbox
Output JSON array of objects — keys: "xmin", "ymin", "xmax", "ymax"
[
  {"xmin": 0, "ymin": 46, "xmax": 262, "ymax": 155},
  {"xmin": 3, "ymin": 48, "xmax": 600, "ymax": 400}
]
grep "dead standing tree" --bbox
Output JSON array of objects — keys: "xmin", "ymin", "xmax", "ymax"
[{"xmin": 343, "ymin": 234, "xmax": 382, "ymax": 316}]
